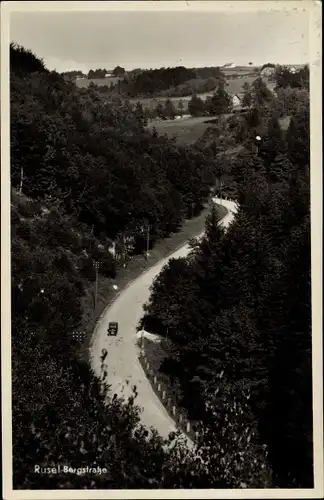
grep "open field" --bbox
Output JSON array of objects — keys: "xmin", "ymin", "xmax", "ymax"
[
  {"xmin": 222, "ymin": 66, "xmax": 259, "ymax": 76},
  {"xmin": 147, "ymin": 108, "xmax": 290, "ymax": 146},
  {"xmin": 146, "ymin": 115, "xmax": 218, "ymax": 145}
]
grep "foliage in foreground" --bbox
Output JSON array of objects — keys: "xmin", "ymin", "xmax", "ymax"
[{"xmin": 13, "ymin": 327, "xmax": 275, "ymax": 489}]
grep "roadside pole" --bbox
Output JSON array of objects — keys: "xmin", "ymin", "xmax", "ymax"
[
  {"xmin": 93, "ymin": 260, "xmax": 102, "ymax": 310},
  {"xmin": 146, "ymin": 223, "xmax": 150, "ymax": 260},
  {"xmin": 219, "ymin": 178, "xmax": 223, "ymax": 205},
  {"xmin": 19, "ymin": 166, "xmax": 23, "ymax": 194}
]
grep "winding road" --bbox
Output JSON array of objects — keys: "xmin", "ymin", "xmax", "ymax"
[{"xmin": 90, "ymin": 197, "xmax": 237, "ymax": 441}]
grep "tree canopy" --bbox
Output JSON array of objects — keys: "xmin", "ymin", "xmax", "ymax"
[{"xmin": 140, "ymin": 82, "xmax": 312, "ymax": 487}]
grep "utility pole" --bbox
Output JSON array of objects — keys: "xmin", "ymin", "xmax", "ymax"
[
  {"xmin": 255, "ymin": 135, "xmax": 262, "ymax": 156},
  {"xmin": 93, "ymin": 260, "xmax": 102, "ymax": 310},
  {"xmin": 219, "ymin": 178, "xmax": 223, "ymax": 205},
  {"xmin": 19, "ymin": 166, "xmax": 24, "ymax": 194},
  {"xmin": 146, "ymin": 223, "xmax": 150, "ymax": 260}
]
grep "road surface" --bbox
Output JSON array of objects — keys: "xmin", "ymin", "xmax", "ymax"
[{"xmin": 90, "ymin": 198, "xmax": 237, "ymax": 441}]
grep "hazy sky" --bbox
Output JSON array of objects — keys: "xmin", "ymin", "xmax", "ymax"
[{"xmin": 10, "ymin": 6, "xmax": 310, "ymax": 73}]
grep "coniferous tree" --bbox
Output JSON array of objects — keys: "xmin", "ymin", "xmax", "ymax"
[
  {"xmin": 188, "ymin": 94, "xmax": 205, "ymax": 116},
  {"xmin": 140, "ymin": 89, "xmax": 312, "ymax": 486},
  {"xmin": 286, "ymin": 108, "xmax": 310, "ymax": 167},
  {"xmin": 164, "ymin": 99, "xmax": 177, "ymax": 119},
  {"xmin": 207, "ymin": 88, "xmax": 232, "ymax": 115},
  {"xmin": 242, "ymin": 82, "xmax": 252, "ymax": 108},
  {"xmin": 251, "ymin": 77, "xmax": 274, "ymax": 109},
  {"xmin": 259, "ymin": 116, "xmax": 285, "ymax": 168}
]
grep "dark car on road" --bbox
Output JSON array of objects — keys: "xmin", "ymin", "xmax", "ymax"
[{"xmin": 107, "ymin": 321, "xmax": 118, "ymax": 336}]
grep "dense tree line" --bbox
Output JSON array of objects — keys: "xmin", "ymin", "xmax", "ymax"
[
  {"xmin": 87, "ymin": 66, "xmax": 126, "ymax": 79},
  {"xmin": 194, "ymin": 66, "xmax": 225, "ymax": 80},
  {"xmin": 75, "ymin": 66, "xmax": 226, "ymax": 99},
  {"xmin": 260, "ymin": 62, "xmax": 276, "ymax": 71},
  {"xmin": 141, "ymin": 82, "xmax": 312, "ymax": 487},
  {"xmin": 111, "ymin": 66, "xmax": 126, "ymax": 77},
  {"xmin": 159, "ymin": 67, "xmax": 225, "ymax": 97},
  {"xmin": 11, "ymin": 44, "xmax": 216, "ymax": 244},
  {"xmin": 62, "ymin": 70, "xmax": 86, "ymax": 80},
  {"xmin": 188, "ymin": 86, "xmax": 233, "ymax": 117},
  {"xmin": 119, "ymin": 66, "xmax": 197, "ymax": 96},
  {"xmin": 176, "ymin": 77, "xmax": 218, "ymax": 98},
  {"xmin": 87, "ymin": 68, "xmax": 108, "ymax": 78},
  {"xmin": 273, "ymin": 64, "xmax": 309, "ymax": 90},
  {"xmin": 10, "ymin": 42, "xmax": 48, "ymax": 75}
]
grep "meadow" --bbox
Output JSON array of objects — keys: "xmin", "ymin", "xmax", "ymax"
[
  {"xmin": 146, "ymin": 115, "xmax": 217, "ymax": 145},
  {"xmin": 75, "ymin": 69, "xmax": 275, "ymax": 146},
  {"xmin": 147, "ymin": 109, "xmax": 290, "ymax": 146}
]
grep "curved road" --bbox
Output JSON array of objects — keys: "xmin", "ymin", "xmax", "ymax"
[{"xmin": 90, "ymin": 198, "xmax": 237, "ymax": 440}]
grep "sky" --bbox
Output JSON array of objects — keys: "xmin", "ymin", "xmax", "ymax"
[{"xmin": 10, "ymin": 5, "xmax": 310, "ymax": 73}]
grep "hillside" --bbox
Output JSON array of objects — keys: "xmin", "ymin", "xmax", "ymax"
[
  {"xmin": 10, "ymin": 43, "xmax": 235, "ymax": 489},
  {"xmin": 144, "ymin": 77, "xmax": 296, "ymax": 146},
  {"xmin": 10, "ymin": 42, "xmax": 312, "ymax": 489},
  {"xmin": 74, "ymin": 65, "xmax": 264, "ymax": 99},
  {"xmin": 141, "ymin": 100, "xmax": 312, "ymax": 487}
]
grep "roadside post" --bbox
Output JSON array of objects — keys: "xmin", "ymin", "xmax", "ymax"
[
  {"xmin": 93, "ymin": 260, "xmax": 103, "ymax": 310},
  {"xmin": 146, "ymin": 223, "xmax": 150, "ymax": 260}
]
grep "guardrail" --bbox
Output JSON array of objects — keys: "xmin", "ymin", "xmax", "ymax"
[{"xmin": 138, "ymin": 346, "xmax": 200, "ymax": 444}]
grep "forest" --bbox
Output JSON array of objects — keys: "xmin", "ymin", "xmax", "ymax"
[
  {"xmin": 115, "ymin": 66, "xmax": 226, "ymax": 97},
  {"xmin": 141, "ymin": 69, "xmax": 312, "ymax": 488},
  {"xmin": 10, "ymin": 42, "xmax": 311, "ymax": 489}
]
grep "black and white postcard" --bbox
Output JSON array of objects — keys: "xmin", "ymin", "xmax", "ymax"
[{"xmin": 1, "ymin": 1, "xmax": 322, "ymax": 498}]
